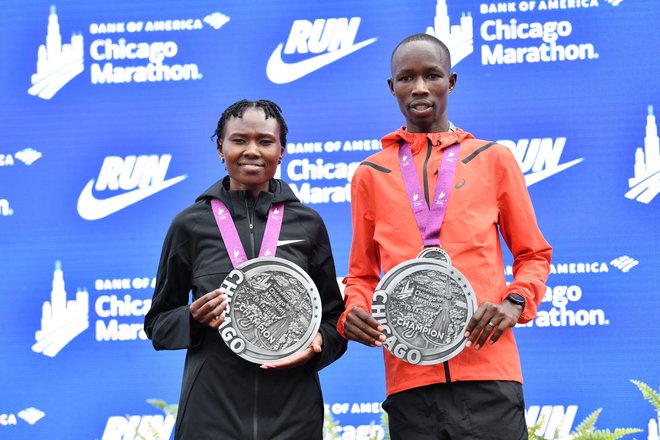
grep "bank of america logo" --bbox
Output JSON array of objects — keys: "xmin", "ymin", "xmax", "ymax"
[
  {"xmin": 426, "ymin": 0, "xmax": 473, "ymax": 67},
  {"xmin": 17, "ymin": 407, "xmax": 46, "ymax": 425},
  {"xmin": 203, "ymin": 12, "xmax": 231, "ymax": 30},
  {"xmin": 28, "ymin": 6, "xmax": 84, "ymax": 100},
  {"xmin": 610, "ymin": 255, "xmax": 639, "ymax": 273},
  {"xmin": 32, "ymin": 261, "xmax": 89, "ymax": 357},
  {"xmin": 625, "ymin": 105, "xmax": 660, "ymax": 204},
  {"xmin": 15, "ymin": 148, "xmax": 43, "ymax": 165}
]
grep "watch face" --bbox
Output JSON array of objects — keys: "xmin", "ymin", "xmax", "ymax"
[{"xmin": 507, "ymin": 293, "xmax": 525, "ymax": 306}]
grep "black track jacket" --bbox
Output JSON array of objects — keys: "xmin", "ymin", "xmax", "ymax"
[{"xmin": 144, "ymin": 178, "xmax": 346, "ymax": 439}]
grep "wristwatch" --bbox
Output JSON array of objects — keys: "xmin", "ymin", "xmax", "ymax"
[{"xmin": 505, "ymin": 293, "xmax": 526, "ymax": 310}]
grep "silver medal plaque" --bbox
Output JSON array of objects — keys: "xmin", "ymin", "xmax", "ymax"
[
  {"xmin": 416, "ymin": 247, "xmax": 452, "ymax": 265},
  {"xmin": 372, "ymin": 259, "xmax": 477, "ymax": 365},
  {"xmin": 218, "ymin": 257, "xmax": 322, "ymax": 364}
]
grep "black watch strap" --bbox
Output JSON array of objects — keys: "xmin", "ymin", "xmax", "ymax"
[{"xmin": 505, "ymin": 293, "xmax": 526, "ymax": 309}]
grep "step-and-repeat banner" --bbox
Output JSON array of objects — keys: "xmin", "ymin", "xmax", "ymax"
[{"xmin": 1, "ymin": 0, "xmax": 658, "ymax": 438}]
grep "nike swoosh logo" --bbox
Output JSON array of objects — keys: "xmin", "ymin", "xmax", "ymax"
[
  {"xmin": 266, "ymin": 38, "xmax": 377, "ymax": 84},
  {"xmin": 524, "ymin": 158, "xmax": 584, "ymax": 186},
  {"xmin": 277, "ymin": 239, "xmax": 305, "ymax": 247},
  {"xmin": 77, "ymin": 175, "xmax": 187, "ymax": 220}
]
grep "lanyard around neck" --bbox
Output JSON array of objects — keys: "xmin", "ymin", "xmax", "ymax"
[
  {"xmin": 210, "ymin": 198, "xmax": 285, "ymax": 268},
  {"xmin": 397, "ymin": 141, "xmax": 459, "ymax": 247}
]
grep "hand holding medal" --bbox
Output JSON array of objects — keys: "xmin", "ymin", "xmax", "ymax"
[{"xmin": 189, "ymin": 289, "xmax": 228, "ymax": 329}]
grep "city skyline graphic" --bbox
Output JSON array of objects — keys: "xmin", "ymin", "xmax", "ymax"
[
  {"xmin": 32, "ymin": 261, "xmax": 89, "ymax": 357},
  {"xmin": 28, "ymin": 6, "xmax": 84, "ymax": 100},
  {"xmin": 626, "ymin": 105, "xmax": 660, "ymax": 204},
  {"xmin": 426, "ymin": 0, "xmax": 473, "ymax": 67}
]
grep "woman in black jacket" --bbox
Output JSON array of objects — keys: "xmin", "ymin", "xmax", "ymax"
[{"xmin": 144, "ymin": 99, "xmax": 346, "ymax": 439}]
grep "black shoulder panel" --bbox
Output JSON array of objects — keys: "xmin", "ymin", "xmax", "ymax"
[{"xmin": 462, "ymin": 142, "xmax": 496, "ymax": 164}]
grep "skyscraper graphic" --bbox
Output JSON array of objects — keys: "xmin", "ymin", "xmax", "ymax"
[
  {"xmin": 626, "ymin": 105, "xmax": 660, "ymax": 204},
  {"xmin": 28, "ymin": 6, "xmax": 84, "ymax": 100},
  {"xmin": 32, "ymin": 261, "xmax": 89, "ymax": 357},
  {"xmin": 425, "ymin": 0, "xmax": 473, "ymax": 67}
]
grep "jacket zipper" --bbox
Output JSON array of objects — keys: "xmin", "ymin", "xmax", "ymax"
[
  {"xmin": 244, "ymin": 197, "xmax": 259, "ymax": 439},
  {"xmin": 244, "ymin": 198, "xmax": 256, "ymax": 258},
  {"xmin": 423, "ymin": 138, "xmax": 433, "ymax": 206}
]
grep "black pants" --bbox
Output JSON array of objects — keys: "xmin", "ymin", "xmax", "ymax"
[{"xmin": 382, "ymin": 381, "xmax": 527, "ymax": 440}]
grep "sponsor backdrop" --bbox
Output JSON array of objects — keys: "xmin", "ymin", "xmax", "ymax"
[{"xmin": 1, "ymin": 0, "xmax": 658, "ymax": 438}]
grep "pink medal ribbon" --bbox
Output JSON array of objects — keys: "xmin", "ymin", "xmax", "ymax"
[
  {"xmin": 210, "ymin": 199, "xmax": 285, "ymax": 268},
  {"xmin": 398, "ymin": 141, "xmax": 459, "ymax": 247}
]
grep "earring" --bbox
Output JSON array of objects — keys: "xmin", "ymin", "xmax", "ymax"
[{"xmin": 221, "ymin": 157, "xmax": 225, "ymax": 163}]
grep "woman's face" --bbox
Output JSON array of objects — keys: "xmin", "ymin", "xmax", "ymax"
[{"xmin": 218, "ymin": 107, "xmax": 284, "ymax": 196}]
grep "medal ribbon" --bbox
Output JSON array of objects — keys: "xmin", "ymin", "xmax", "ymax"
[
  {"xmin": 210, "ymin": 199, "xmax": 285, "ymax": 268},
  {"xmin": 398, "ymin": 142, "xmax": 459, "ymax": 247}
]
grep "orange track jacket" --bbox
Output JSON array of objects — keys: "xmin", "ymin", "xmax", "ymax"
[{"xmin": 338, "ymin": 127, "xmax": 552, "ymax": 396}]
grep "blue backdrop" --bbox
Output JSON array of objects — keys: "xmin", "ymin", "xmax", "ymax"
[{"xmin": 1, "ymin": 0, "xmax": 659, "ymax": 438}]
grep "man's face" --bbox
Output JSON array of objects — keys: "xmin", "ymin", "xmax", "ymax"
[{"xmin": 388, "ymin": 40, "xmax": 456, "ymax": 133}]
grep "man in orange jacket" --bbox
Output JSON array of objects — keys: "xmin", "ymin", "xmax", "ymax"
[{"xmin": 338, "ymin": 33, "xmax": 552, "ymax": 439}]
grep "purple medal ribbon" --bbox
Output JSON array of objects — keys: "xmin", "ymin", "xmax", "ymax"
[
  {"xmin": 210, "ymin": 199, "xmax": 285, "ymax": 268},
  {"xmin": 398, "ymin": 141, "xmax": 459, "ymax": 247}
]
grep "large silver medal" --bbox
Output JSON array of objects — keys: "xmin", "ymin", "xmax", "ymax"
[
  {"xmin": 372, "ymin": 259, "xmax": 477, "ymax": 365},
  {"xmin": 218, "ymin": 257, "xmax": 322, "ymax": 364}
]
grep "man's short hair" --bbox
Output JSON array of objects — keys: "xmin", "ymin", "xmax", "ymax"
[{"xmin": 390, "ymin": 33, "xmax": 452, "ymax": 71}]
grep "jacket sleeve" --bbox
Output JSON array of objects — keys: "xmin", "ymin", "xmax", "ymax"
[
  {"xmin": 496, "ymin": 146, "xmax": 552, "ymax": 323},
  {"xmin": 336, "ymin": 165, "xmax": 382, "ymax": 338},
  {"xmin": 308, "ymin": 217, "xmax": 347, "ymax": 371},
  {"xmin": 144, "ymin": 214, "xmax": 202, "ymax": 350}
]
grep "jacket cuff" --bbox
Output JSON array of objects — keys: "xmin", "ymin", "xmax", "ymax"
[
  {"xmin": 504, "ymin": 288, "xmax": 537, "ymax": 324},
  {"xmin": 187, "ymin": 309, "xmax": 204, "ymax": 348},
  {"xmin": 336, "ymin": 300, "xmax": 368, "ymax": 339},
  {"xmin": 336, "ymin": 307, "xmax": 351, "ymax": 339}
]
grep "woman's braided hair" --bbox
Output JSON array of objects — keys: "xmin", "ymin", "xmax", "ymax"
[{"xmin": 213, "ymin": 99, "xmax": 288, "ymax": 147}]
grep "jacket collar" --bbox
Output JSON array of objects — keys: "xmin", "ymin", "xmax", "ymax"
[
  {"xmin": 195, "ymin": 177, "xmax": 299, "ymax": 219},
  {"xmin": 381, "ymin": 125, "xmax": 474, "ymax": 155}
]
